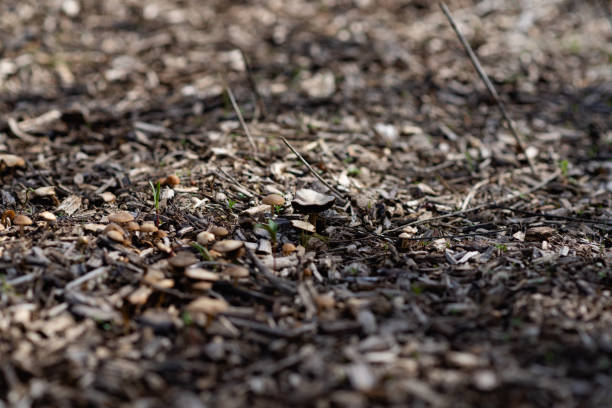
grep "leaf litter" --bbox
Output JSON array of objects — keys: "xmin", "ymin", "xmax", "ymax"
[{"xmin": 0, "ymin": 1, "xmax": 611, "ymax": 407}]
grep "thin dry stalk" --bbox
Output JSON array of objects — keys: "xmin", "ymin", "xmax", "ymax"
[
  {"xmin": 439, "ymin": 2, "xmax": 538, "ymax": 179},
  {"xmin": 239, "ymin": 49, "xmax": 267, "ymax": 120},
  {"xmin": 461, "ymin": 178, "xmax": 488, "ymax": 210},
  {"xmin": 386, "ymin": 169, "xmax": 560, "ymax": 232},
  {"xmin": 225, "ymin": 84, "xmax": 258, "ymax": 153},
  {"xmin": 280, "ymin": 136, "xmax": 346, "ymax": 201}
]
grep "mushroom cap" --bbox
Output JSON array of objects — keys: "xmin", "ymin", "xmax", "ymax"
[
  {"xmin": 211, "ymin": 239, "xmax": 244, "ymax": 253},
  {"xmin": 185, "ymin": 267, "xmax": 220, "ymax": 281},
  {"xmin": 402, "ymin": 226, "xmax": 418, "ymax": 235},
  {"xmin": 262, "ymin": 194, "xmax": 285, "ymax": 206},
  {"xmin": 197, "ymin": 231, "xmax": 216, "ymax": 246},
  {"xmin": 140, "ymin": 223, "xmax": 158, "ymax": 233},
  {"xmin": 398, "ymin": 232, "xmax": 411, "ymax": 239},
  {"xmin": 0, "ymin": 154, "xmax": 25, "ymax": 168},
  {"xmin": 125, "ymin": 221, "xmax": 140, "ymax": 232},
  {"xmin": 224, "ymin": 265, "xmax": 249, "ymax": 278},
  {"xmin": 34, "ymin": 186, "xmax": 56, "ymax": 197},
  {"xmin": 39, "ymin": 211, "xmax": 57, "ymax": 222},
  {"xmin": 192, "ymin": 281, "xmax": 213, "ymax": 291},
  {"xmin": 282, "ymin": 243, "xmax": 297, "ymax": 255},
  {"xmin": 98, "ymin": 192, "xmax": 116, "ymax": 203},
  {"xmin": 210, "ymin": 226, "xmax": 229, "ymax": 238},
  {"xmin": 164, "ymin": 174, "xmax": 180, "ymax": 186},
  {"xmin": 108, "ymin": 211, "xmax": 134, "ymax": 224},
  {"xmin": 13, "ymin": 214, "xmax": 32, "ymax": 226},
  {"xmin": 186, "ymin": 296, "xmax": 229, "ymax": 315},
  {"xmin": 107, "ymin": 229, "xmax": 124, "ymax": 242},
  {"xmin": 290, "ymin": 219, "xmax": 315, "ymax": 233},
  {"xmin": 291, "ymin": 189, "xmax": 335, "ymax": 213},
  {"xmin": 168, "ymin": 251, "xmax": 198, "ymax": 269}
]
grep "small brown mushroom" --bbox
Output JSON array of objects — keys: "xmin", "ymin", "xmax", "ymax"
[
  {"xmin": 196, "ymin": 230, "xmax": 215, "ymax": 246},
  {"xmin": 108, "ymin": 211, "xmax": 134, "ymax": 225},
  {"xmin": 125, "ymin": 221, "xmax": 140, "ymax": 237},
  {"xmin": 107, "ymin": 229, "xmax": 125, "ymax": 243},
  {"xmin": 140, "ymin": 222, "xmax": 158, "ymax": 235},
  {"xmin": 164, "ymin": 174, "xmax": 180, "ymax": 186},
  {"xmin": 39, "ymin": 211, "xmax": 57, "ymax": 230},
  {"xmin": 168, "ymin": 251, "xmax": 198, "ymax": 270},
  {"xmin": 282, "ymin": 243, "xmax": 297, "ymax": 256},
  {"xmin": 14, "ymin": 214, "xmax": 32, "ymax": 234},
  {"xmin": 399, "ymin": 232, "xmax": 411, "ymax": 249},
  {"xmin": 185, "ymin": 267, "xmax": 219, "ymax": 281},
  {"xmin": 0, "ymin": 154, "xmax": 25, "ymax": 169},
  {"xmin": 39, "ymin": 211, "xmax": 57, "ymax": 223},
  {"xmin": 104, "ymin": 223, "xmax": 127, "ymax": 236},
  {"xmin": 210, "ymin": 226, "xmax": 229, "ymax": 238},
  {"xmin": 1, "ymin": 210, "xmax": 16, "ymax": 227},
  {"xmin": 262, "ymin": 193, "xmax": 285, "ymax": 207},
  {"xmin": 292, "ymin": 188, "xmax": 335, "ymax": 228},
  {"xmin": 290, "ymin": 219, "xmax": 315, "ymax": 233},
  {"xmin": 211, "ymin": 240, "xmax": 245, "ymax": 258},
  {"xmin": 224, "ymin": 265, "xmax": 249, "ymax": 279},
  {"xmin": 186, "ymin": 296, "xmax": 229, "ymax": 316},
  {"xmin": 192, "ymin": 281, "xmax": 213, "ymax": 291},
  {"xmin": 291, "ymin": 189, "xmax": 335, "ymax": 214}
]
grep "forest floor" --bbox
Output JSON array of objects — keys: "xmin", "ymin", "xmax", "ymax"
[{"xmin": 1, "ymin": 1, "xmax": 611, "ymax": 407}]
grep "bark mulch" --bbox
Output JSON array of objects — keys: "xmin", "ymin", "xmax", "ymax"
[{"xmin": 1, "ymin": 1, "xmax": 611, "ymax": 407}]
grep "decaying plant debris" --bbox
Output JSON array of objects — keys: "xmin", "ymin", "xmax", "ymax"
[{"xmin": 1, "ymin": 1, "xmax": 611, "ymax": 407}]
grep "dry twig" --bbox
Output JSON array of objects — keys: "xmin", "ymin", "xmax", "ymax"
[
  {"xmin": 239, "ymin": 49, "xmax": 267, "ymax": 120},
  {"xmin": 439, "ymin": 2, "xmax": 538, "ymax": 179},
  {"xmin": 280, "ymin": 136, "xmax": 347, "ymax": 201},
  {"xmin": 386, "ymin": 170, "xmax": 560, "ymax": 233},
  {"xmin": 224, "ymin": 84, "xmax": 258, "ymax": 153}
]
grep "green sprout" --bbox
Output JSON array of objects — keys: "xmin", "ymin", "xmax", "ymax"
[
  {"xmin": 495, "ymin": 243, "xmax": 508, "ymax": 252},
  {"xmin": 149, "ymin": 180, "xmax": 161, "ymax": 226},
  {"xmin": 182, "ymin": 311, "xmax": 193, "ymax": 326},
  {"xmin": 464, "ymin": 151, "xmax": 475, "ymax": 173},
  {"xmin": 256, "ymin": 220, "xmax": 279, "ymax": 248},
  {"xmin": 347, "ymin": 166, "xmax": 360, "ymax": 177},
  {"xmin": 191, "ymin": 242, "xmax": 213, "ymax": 262},
  {"xmin": 227, "ymin": 199, "xmax": 237, "ymax": 211},
  {"xmin": 559, "ymin": 159, "xmax": 569, "ymax": 178},
  {"xmin": 0, "ymin": 275, "xmax": 14, "ymax": 295},
  {"xmin": 273, "ymin": 204, "xmax": 283, "ymax": 214},
  {"xmin": 300, "ymin": 231, "xmax": 311, "ymax": 248}
]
